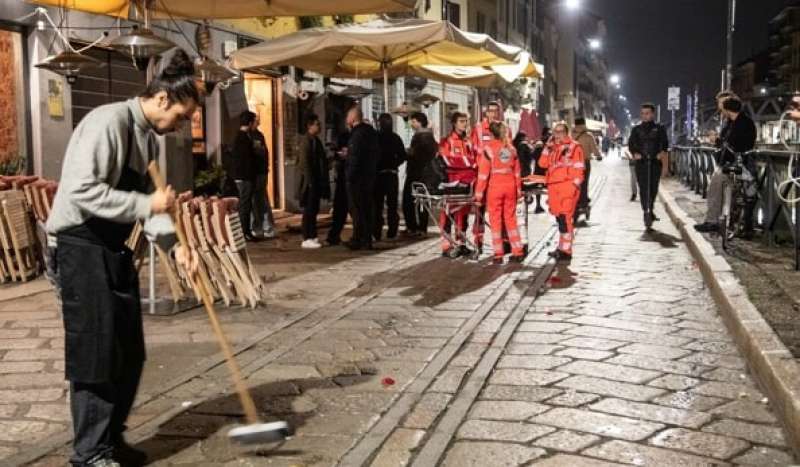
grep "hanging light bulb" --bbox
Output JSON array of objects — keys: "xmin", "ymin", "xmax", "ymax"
[{"xmin": 109, "ymin": 2, "xmax": 176, "ymax": 61}]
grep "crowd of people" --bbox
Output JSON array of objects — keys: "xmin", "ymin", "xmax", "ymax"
[{"xmin": 242, "ymin": 100, "xmax": 612, "ymax": 263}]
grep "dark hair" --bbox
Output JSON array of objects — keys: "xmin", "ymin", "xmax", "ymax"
[
  {"xmin": 305, "ymin": 113, "xmax": 320, "ymax": 128},
  {"xmin": 410, "ymin": 112, "xmax": 428, "ymax": 128},
  {"xmin": 489, "ymin": 121, "xmax": 505, "ymax": 139},
  {"xmin": 451, "ymin": 111, "xmax": 468, "ymax": 126},
  {"xmin": 574, "ymin": 117, "xmax": 586, "ymax": 126},
  {"xmin": 513, "ymin": 131, "xmax": 527, "ymax": 146},
  {"xmin": 487, "ymin": 101, "xmax": 500, "ymax": 109},
  {"xmin": 140, "ymin": 50, "xmax": 201, "ymax": 106},
  {"xmin": 240, "ymin": 110, "xmax": 256, "ymax": 127},
  {"xmin": 541, "ymin": 126, "xmax": 551, "ymax": 137},
  {"xmin": 722, "ymin": 97, "xmax": 743, "ymax": 113},
  {"xmin": 641, "ymin": 103, "xmax": 656, "ymax": 112},
  {"xmin": 378, "ymin": 113, "xmax": 393, "ymax": 132}
]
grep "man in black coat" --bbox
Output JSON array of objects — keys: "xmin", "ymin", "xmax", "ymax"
[
  {"xmin": 402, "ymin": 112, "xmax": 438, "ymax": 236},
  {"xmin": 232, "ymin": 111, "xmax": 259, "ymax": 241},
  {"xmin": 345, "ymin": 106, "xmax": 380, "ymax": 250},
  {"xmin": 627, "ymin": 103, "xmax": 670, "ymax": 230},
  {"xmin": 326, "ymin": 129, "xmax": 350, "ymax": 246},
  {"xmin": 297, "ymin": 113, "xmax": 330, "ymax": 248},
  {"xmin": 374, "ymin": 113, "xmax": 406, "ymax": 241},
  {"xmin": 694, "ymin": 96, "xmax": 757, "ymax": 237}
]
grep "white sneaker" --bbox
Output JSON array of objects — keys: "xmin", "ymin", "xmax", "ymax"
[{"xmin": 301, "ymin": 239, "xmax": 322, "ymax": 249}]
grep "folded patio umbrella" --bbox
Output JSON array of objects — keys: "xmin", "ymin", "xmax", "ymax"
[
  {"xmin": 229, "ymin": 18, "xmax": 523, "ymax": 103},
  {"xmin": 412, "ymin": 51, "xmax": 543, "ymax": 88}
]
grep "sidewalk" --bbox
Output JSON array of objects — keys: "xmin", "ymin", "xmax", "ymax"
[{"xmin": 9, "ymin": 159, "xmax": 799, "ymax": 466}]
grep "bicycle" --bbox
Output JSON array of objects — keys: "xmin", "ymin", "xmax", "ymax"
[{"xmin": 718, "ymin": 147, "xmax": 757, "ymax": 251}]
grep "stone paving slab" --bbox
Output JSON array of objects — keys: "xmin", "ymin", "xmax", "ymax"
[
  {"xmin": 410, "ymin": 160, "xmax": 796, "ymax": 466},
  {"xmin": 10, "ymin": 157, "xmax": 799, "ymax": 466}
]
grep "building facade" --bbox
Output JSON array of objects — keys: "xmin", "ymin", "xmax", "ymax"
[{"xmin": 768, "ymin": 3, "xmax": 800, "ymax": 94}]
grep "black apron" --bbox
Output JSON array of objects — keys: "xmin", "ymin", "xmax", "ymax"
[{"xmin": 57, "ymin": 110, "xmax": 149, "ymax": 383}]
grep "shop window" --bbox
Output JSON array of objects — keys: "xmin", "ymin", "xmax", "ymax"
[
  {"xmin": 69, "ymin": 44, "xmax": 146, "ymax": 127},
  {"xmin": 0, "ymin": 28, "xmax": 27, "ymax": 174}
]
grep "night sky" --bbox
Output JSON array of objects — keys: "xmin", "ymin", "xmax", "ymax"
[{"xmin": 587, "ymin": 0, "xmax": 788, "ymax": 121}]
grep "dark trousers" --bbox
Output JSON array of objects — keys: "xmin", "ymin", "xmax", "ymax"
[
  {"xmin": 374, "ymin": 172, "xmax": 400, "ymax": 240},
  {"xmin": 70, "ymin": 362, "xmax": 143, "ymax": 465},
  {"xmin": 57, "ymin": 234, "xmax": 145, "ymax": 466},
  {"xmin": 235, "ymin": 180, "xmax": 254, "ymax": 235},
  {"xmin": 402, "ymin": 177, "xmax": 429, "ymax": 233},
  {"xmin": 635, "ymin": 159, "xmax": 662, "ymax": 214},
  {"xmin": 302, "ymin": 187, "xmax": 322, "ymax": 240},
  {"xmin": 327, "ymin": 174, "xmax": 348, "ymax": 243},
  {"xmin": 347, "ymin": 180, "xmax": 375, "ymax": 247},
  {"xmin": 579, "ymin": 161, "xmax": 592, "ymax": 207}
]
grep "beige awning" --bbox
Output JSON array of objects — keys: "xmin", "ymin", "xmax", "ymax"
[
  {"xmin": 26, "ymin": 0, "xmax": 416, "ymax": 18},
  {"xmin": 412, "ymin": 52, "xmax": 543, "ymax": 88},
  {"xmin": 228, "ymin": 18, "xmax": 523, "ymax": 78}
]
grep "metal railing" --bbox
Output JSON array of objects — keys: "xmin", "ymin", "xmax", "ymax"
[{"xmin": 670, "ymin": 145, "xmax": 800, "ymax": 270}]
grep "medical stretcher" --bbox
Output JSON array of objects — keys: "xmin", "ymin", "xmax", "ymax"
[{"xmin": 411, "ymin": 181, "xmax": 483, "ymax": 252}]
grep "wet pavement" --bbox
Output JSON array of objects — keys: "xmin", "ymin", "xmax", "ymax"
[{"xmin": 3, "ymin": 157, "xmax": 797, "ymax": 466}]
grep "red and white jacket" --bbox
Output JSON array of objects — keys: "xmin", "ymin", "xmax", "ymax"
[
  {"xmin": 475, "ymin": 139, "xmax": 521, "ymax": 203},
  {"xmin": 439, "ymin": 131, "xmax": 478, "ymax": 185},
  {"xmin": 538, "ymin": 137, "xmax": 586, "ymax": 187}
]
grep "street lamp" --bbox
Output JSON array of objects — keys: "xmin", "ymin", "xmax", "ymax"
[
  {"xmin": 588, "ymin": 38, "xmax": 601, "ymax": 50},
  {"xmin": 610, "ymin": 74, "xmax": 621, "ymax": 85},
  {"xmin": 564, "ymin": 0, "xmax": 581, "ymax": 11}
]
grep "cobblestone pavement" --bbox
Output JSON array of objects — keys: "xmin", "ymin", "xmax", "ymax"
[
  {"xmin": 663, "ymin": 176, "xmax": 800, "ymax": 359},
  {"xmin": 9, "ymin": 157, "xmax": 799, "ymax": 466}
]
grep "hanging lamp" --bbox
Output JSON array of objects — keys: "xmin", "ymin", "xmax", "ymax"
[
  {"xmin": 109, "ymin": 1, "xmax": 176, "ymax": 60},
  {"xmin": 33, "ymin": 8, "xmax": 103, "ymax": 83}
]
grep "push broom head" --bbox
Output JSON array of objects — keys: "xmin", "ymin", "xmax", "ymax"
[{"xmin": 228, "ymin": 421, "xmax": 290, "ymax": 445}]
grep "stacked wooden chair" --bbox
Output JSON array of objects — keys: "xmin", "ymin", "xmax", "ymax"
[
  {"xmin": 0, "ymin": 176, "xmax": 45, "ymax": 283},
  {"xmin": 171, "ymin": 194, "xmax": 264, "ymax": 308}
]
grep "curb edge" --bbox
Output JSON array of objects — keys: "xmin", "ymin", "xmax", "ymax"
[{"xmin": 659, "ymin": 185, "xmax": 800, "ymax": 455}]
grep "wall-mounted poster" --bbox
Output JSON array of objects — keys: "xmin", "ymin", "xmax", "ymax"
[
  {"xmin": 48, "ymin": 79, "xmax": 64, "ymax": 118},
  {"xmin": 191, "ymin": 106, "xmax": 205, "ymax": 154}
]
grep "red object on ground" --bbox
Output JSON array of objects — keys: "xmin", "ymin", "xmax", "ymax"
[{"xmin": 381, "ymin": 377, "xmax": 396, "ymax": 387}]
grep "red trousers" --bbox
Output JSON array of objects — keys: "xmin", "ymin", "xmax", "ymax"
[
  {"xmin": 440, "ymin": 207, "xmax": 470, "ymax": 251},
  {"xmin": 487, "ymin": 183, "xmax": 523, "ymax": 258},
  {"xmin": 548, "ymin": 182, "xmax": 580, "ymax": 254}
]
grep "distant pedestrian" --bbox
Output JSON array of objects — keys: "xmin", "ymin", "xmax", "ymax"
[
  {"xmin": 402, "ymin": 112, "xmax": 437, "ymax": 237},
  {"xmin": 250, "ymin": 114, "xmax": 276, "ymax": 239},
  {"xmin": 628, "ymin": 103, "xmax": 670, "ymax": 231},
  {"xmin": 232, "ymin": 111, "xmax": 259, "ymax": 242},
  {"xmin": 345, "ymin": 106, "xmax": 379, "ymax": 250},
  {"xmin": 530, "ymin": 127, "xmax": 551, "ymax": 214},
  {"xmin": 373, "ymin": 113, "xmax": 405, "ymax": 241},
  {"xmin": 573, "ymin": 117, "xmax": 600, "ymax": 217},
  {"xmin": 326, "ymin": 129, "xmax": 350, "ymax": 246},
  {"xmin": 297, "ymin": 113, "xmax": 330, "ymax": 249}
]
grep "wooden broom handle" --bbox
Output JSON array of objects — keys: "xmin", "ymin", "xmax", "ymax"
[{"xmin": 147, "ymin": 161, "xmax": 259, "ymax": 425}]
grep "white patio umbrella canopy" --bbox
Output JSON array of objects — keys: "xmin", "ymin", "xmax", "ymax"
[{"xmin": 229, "ymin": 18, "xmax": 524, "ymax": 103}]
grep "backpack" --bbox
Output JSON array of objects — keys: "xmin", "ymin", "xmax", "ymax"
[{"xmin": 422, "ymin": 156, "xmax": 449, "ymax": 194}]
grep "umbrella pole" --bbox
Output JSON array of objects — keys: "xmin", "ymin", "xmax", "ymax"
[
  {"xmin": 383, "ymin": 66, "xmax": 389, "ymax": 111},
  {"xmin": 441, "ymin": 82, "xmax": 446, "ymax": 139}
]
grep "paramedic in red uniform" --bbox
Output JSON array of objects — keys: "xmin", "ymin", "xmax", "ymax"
[
  {"xmin": 474, "ymin": 121, "xmax": 524, "ymax": 264},
  {"xmin": 538, "ymin": 122, "xmax": 585, "ymax": 261},
  {"xmin": 470, "ymin": 102, "xmax": 511, "ymax": 258},
  {"xmin": 439, "ymin": 112, "xmax": 477, "ymax": 258}
]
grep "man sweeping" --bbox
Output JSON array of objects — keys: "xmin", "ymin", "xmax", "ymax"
[{"xmin": 46, "ymin": 50, "xmax": 200, "ymax": 467}]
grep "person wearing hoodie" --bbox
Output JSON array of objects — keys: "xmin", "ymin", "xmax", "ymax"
[
  {"xmin": 374, "ymin": 113, "xmax": 406, "ymax": 241},
  {"xmin": 402, "ymin": 112, "xmax": 437, "ymax": 236}
]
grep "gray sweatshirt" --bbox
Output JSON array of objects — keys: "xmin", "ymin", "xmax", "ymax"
[{"xmin": 46, "ymin": 98, "xmax": 175, "ymax": 250}]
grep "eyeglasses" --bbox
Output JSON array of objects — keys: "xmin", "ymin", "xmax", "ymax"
[{"xmin": 553, "ymin": 129, "xmax": 567, "ymax": 134}]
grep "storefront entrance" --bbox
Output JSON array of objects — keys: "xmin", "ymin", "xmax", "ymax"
[{"xmin": 244, "ymin": 74, "xmax": 282, "ymax": 210}]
